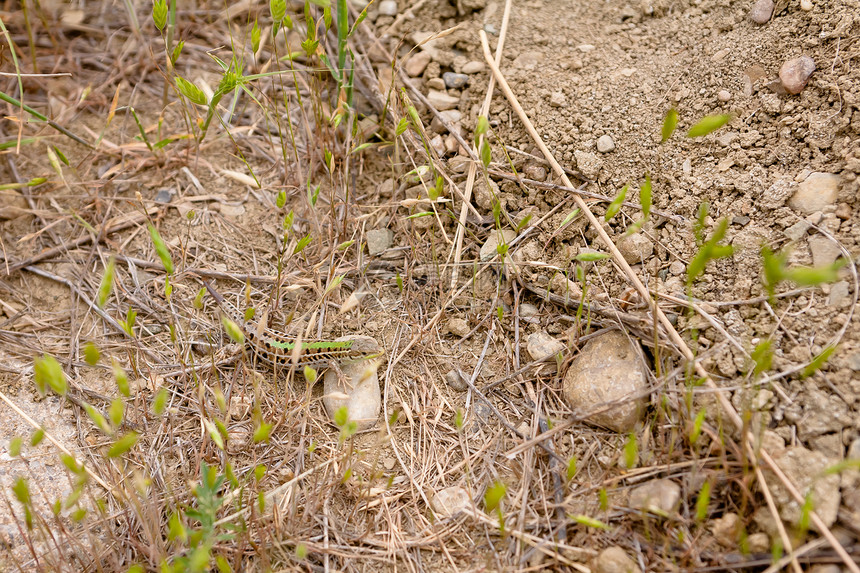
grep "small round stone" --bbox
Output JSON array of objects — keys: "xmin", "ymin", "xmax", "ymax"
[
  {"xmin": 717, "ymin": 89, "xmax": 732, "ymax": 102},
  {"xmin": 749, "ymin": 0, "xmax": 774, "ymax": 24},
  {"xmin": 800, "ymin": 0, "xmax": 813, "ymax": 10},
  {"xmin": 442, "ymin": 71, "xmax": 469, "ymax": 89},
  {"xmin": 779, "ymin": 55, "xmax": 816, "ymax": 94},
  {"xmin": 377, "ymin": 0, "xmax": 398, "ymax": 16},
  {"xmin": 596, "ymin": 134, "xmax": 616, "ymax": 153}
]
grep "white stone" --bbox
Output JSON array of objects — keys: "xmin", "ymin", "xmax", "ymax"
[
  {"xmin": 628, "ymin": 479, "xmax": 681, "ymax": 515},
  {"xmin": 377, "ymin": 0, "xmax": 398, "ymax": 16},
  {"xmin": 596, "ymin": 134, "xmax": 616, "ymax": 153},
  {"xmin": 549, "ymin": 91, "xmax": 566, "ymax": 108},
  {"xmin": 461, "ymin": 60, "xmax": 485, "ymax": 74},
  {"xmin": 366, "ymin": 228, "xmax": 393, "ymax": 255},
  {"xmin": 480, "ymin": 229, "xmax": 516, "ymax": 261},
  {"xmin": 574, "ymin": 150, "xmax": 602, "ymax": 180},
  {"xmin": 430, "ymin": 486, "xmax": 472, "ymax": 516},
  {"xmin": 426, "ymin": 89, "xmax": 460, "ymax": 111},
  {"xmin": 526, "ymin": 331, "xmax": 566, "ymax": 371},
  {"xmin": 594, "ymin": 547, "xmax": 642, "ymax": 573},
  {"xmin": 808, "ymin": 235, "xmax": 840, "ymax": 267},
  {"xmin": 323, "ymin": 336, "xmax": 383, "ymax": 431},
  {"xmin": 789, "ymin": 172, "xmax": 839, "ymax": 214}
]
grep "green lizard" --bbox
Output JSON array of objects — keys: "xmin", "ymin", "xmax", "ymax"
[{"xmin": 203, "ymin": 281, "xmax": 370, "ymax": 368}]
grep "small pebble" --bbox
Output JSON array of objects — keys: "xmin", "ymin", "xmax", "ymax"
[
  {"xmin": 788, "ymin": 171, "xmax": 839, "ymax": 214},
  {"xmin": 461, "ymin": 60, "xmax": 485, "ymax": 74},
  {"xmin": 366, "ymin": 228, "xmax": 393, "ymax": 255},
  {"xmin": 577, "ymin": 44, "xmax": 596, "ymax": 53},
  {"xmin": 426, "ymin": 89, "xmax": 460, "ymax": 111},
  {"xmin": 717, "ymin": 89, "xmax": 732, "ymax": 102},
  {"xmin": 377, "ymin": 0, "xmax": 398, "ymax": 16},
  {"xmin": 594, "ymin": 547, "xmax": 642, "ymax": 573},
  {"xmin": 549, "ymin": 91, "xmax": 566, "ymax": 108},
  {"xmin": 404, "ymin": 51, "xmax": 431, "ymax": 77},
  {"xmin": 442, "ymin": 71, "xmax": 469, "ymax": 89},
  {"xmin": 749, "ymin": 0, "xmax": 774, "ymax": 24},
  {"xmin": 480, "ymin": 229, "xmax": 516, "ymax": 261},
  {"xmin": 800, "ymin": 0, "xmax": 813, "ymax": 10},
  {"xmin": 446, "ymin": 318, "xmax": 470, "ymax": 337},
  {"xmin": 628, "ymin": 479, "xmax": 681, "ymax": 515},
  {"xmin": 574, "ymin": 150, "xmax": 602, "ymax": 180},
  {"xmin": 430, "ymin": 486, "xmax": 471, "ymax": 516},
  {"xmin": 779, "ymin": 55, "xmax": 816, "ymax": 94},
  {"xmin": 444, "ymin": 369, "xmax": 469, "ymax": 392},
  {"xmin": 596, "ymin": 134, "xmax": 616, "ymax": 153},
  {"xmin": 427, "ymin": 77, "xmax": 446, "ymax": 91}
]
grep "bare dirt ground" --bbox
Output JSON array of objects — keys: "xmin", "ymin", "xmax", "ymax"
[{"xmin": 0, "ymin": 0, "xmax": 859, "ymax": 571}]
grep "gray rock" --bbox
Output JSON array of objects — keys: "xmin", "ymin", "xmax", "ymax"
[
  {"xmin": 480, "ymin": 229, "xmax": 516, "ymax": 261},
  {"xmin": 377, "ymin": 0, "xmax": 398, "ymax": 16},
  {"xmin": 789, "ymin": 172, "xmax": 839, "ymax": 214},
  {"xmin": 430, "ymin": 109, "xmax": 463, "ymax": 133},
  {"xmin": 717, "ymin": 89, "xmax": 732, "ymax": 102},
  {"xmin": 594, "ymin": 546, "xmax": 642, "ymax": 573},
  {"xmin": 749, "ymin": 0, "xmax": 774, "ymax": 24},
  {"xmin": 323, "ymin": 336, "xmax": 383, "ymax": 431},
  {"xmin": 597, "ymin": 134, "xmax": 616, "ymax": 153},
  {"xmin": 366, "ymin": 228, "xmax": 393, "ymax": 255},
  {"xmin": 404, "ymin": 51, "xmax": 431, "ymax": 77},
  {"xmin": 442, "ymin": 72, "xmax": 469, "ymax": 89},
  {"xmin": 760, "ymin": 176, "xmax": 796, "ymax": 210},
  {"xmin": 430, "ymin": 486, "xmax": 472, "ymax": 516},
  {"xmin": 784, "ymin": 219, "xmax": 811, "ymax": 241},
  {"xmin": 523, "ymin": 163, "xmax": 547, "ymax": 181},
  {"xmin": 628, "ymin": 479, "xmax": 681, "ymax": 515},
  {"xmin": 426, "ymin": 89, "xmax": 460, "ymax": 111},
  {"xmin": 797, "ymin": 388, "xmax": 854, "ymax": 438},
  {"xmin": 779, "ymin": 56, "xmax": 816, "ymax": 94},
  {"xmin": 549, "ymin": 91, "xmax": 566, "ymax": 108},
  {"xmin": 444, "ymin": 369, "xmax": 469, "ymax": 392},
  {"xmin": 617, "ymin": 233, "xmax": 654, "ymax": 264},
  {"xmin": 808, "ymin": 235, "xmax": 840, "ymax": 267},
  {"xmin": 827, "ymin": 280, "xmax": 850, "ymax": 307},
  {"xmin": 768, "ymin": 446, "xmax": 840, "ymax": 529},
  {"xmin": 526, "ymin": 331, "xmax": 566, "ymax": 371},
  {"xmin": 562, "ymin": 330, "xmax": 648, "ymax": 432},
  {"xmin": 574, "ymin": 150, "xmax": 602, "ymax": 180},
  {"xmin": 474, "ymin": 177, "xmax": 500, "ymax": 210},
  {"xmin": 519, "ymin": 303, "xmax": 540, "ymax": 322}
]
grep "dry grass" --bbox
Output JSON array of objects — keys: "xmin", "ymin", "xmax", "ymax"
[{"xmin": 0, "ymin": 1, "xmax": 857, "ymax": 572}]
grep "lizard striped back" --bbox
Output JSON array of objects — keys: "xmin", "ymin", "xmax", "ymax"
[{"xmin": 203, "ymin": 281, "xmax": 357, "ymax": 367}]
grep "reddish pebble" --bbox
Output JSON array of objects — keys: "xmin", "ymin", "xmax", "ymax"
[
  {"xmin": 749, "ymin": 0, "xmax": 774, "ymax": 24},
  {"xmin": 779, "ymin": 56, "xmax": 816, "ymax": 94}
]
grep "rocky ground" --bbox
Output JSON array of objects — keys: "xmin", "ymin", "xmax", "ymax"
[{"xmin": 1, "ymin": 0, "xmax": 859, "ymax": 570}]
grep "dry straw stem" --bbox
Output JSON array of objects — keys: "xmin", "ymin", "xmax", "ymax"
[
  {"xmin": 478, "ymin": 30, "xmax": 860, "ymax": 573},
  {"xmin": 449, "ymin": 0, "xmax": 513, "ymax": 290}
]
